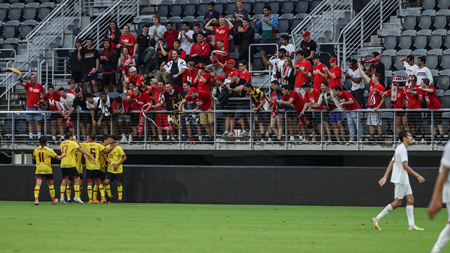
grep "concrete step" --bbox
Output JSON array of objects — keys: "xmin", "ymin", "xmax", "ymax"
[
  {"xmin": 398, "ymin": 7, "xmax": 422, "ymax": 17},
  {"xmin": 363, "ymin": 42, "xmax": 383, "ymax": 47},
  {"xmin": 382, "ymin": 23, "xmax": 403, "ymax": 30},
  {"xmin": 370, "ymin": 35, "xmax": 382, "ymax": 43}
]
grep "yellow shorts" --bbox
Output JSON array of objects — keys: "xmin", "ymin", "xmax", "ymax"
[{"xmin": 199, "ymin": 112, "xmax": 214, "ymax": 125}]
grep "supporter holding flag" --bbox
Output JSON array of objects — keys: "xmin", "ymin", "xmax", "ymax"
[
  {"xmin": 19, "ymin": 73, "xmax": 45, "ymax": 143},
  {"xmin": 343, "ymin": 59, "xmax": 365, "ymax": 108},
  {"xmin": 363, "ymin": 52, "xmax": 385, "ymax": 87},
  {"xmin": 382, "ymin": 77, "xmax": 410, "ymax": 138}
]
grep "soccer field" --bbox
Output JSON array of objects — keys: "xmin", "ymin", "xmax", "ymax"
[{"xmin": 0, "ymin": 201, "xmax": 447, "ymax": 253}]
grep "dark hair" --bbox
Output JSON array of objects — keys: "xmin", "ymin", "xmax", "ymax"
[
  {"xmin": 182, "ymin": 21, "xmax": 189, "ymax": 27},
  {"xmin": 100, "ymin": 92, "xmax": 106, "ymax": 96},
  {"xmin": 108, "ymin": 21, "xmax": 118, "ymax": 31},
  {"xmin": 110, "ymin": 135, "xmax": 119, "ymax": 141},
  {"xmin": 85, "ymin": 93, "xmax": 93, "ymax": 98},
  {"xmin": 407, "ymin": 55, "xmax": 414, "ymax": 61},
  {"xmin": 418, "ymin": 56, "xmax": 426, "ymax": 64},
  {"xmin": 208, "ymin": 2, "xmax": 215, "ymax": 6},
  {"xmin": 167, "ymin": 22, "xmax": 173, "ymax": 26},
  {"xmin": 64, "ymin": 132, "xmax": 73, "ymax": 140},
  {"xmin": 183, "ymin": 81, "xmax": 191, "ymax": 86},
  {"xmin": 157, "ymin": 38, "xmax": 165, "ymax": 43},
  {"xmin": 130, "ymin": 81, "xmax": 137, "ymax": 86},
  {"xmin": 239, "ymin": 60, "xmax": 248, "ymax": 66},
  {"xmin": 39, "ymin": 136, "xmax": 47, "ymax": 147},
  {"xmin": 411, "ymin": 75, "xmax": 417, "ymax": 83},
  {"xmin": 143, "ymin": 23, "xmax": 150, "ymax": 29},
  {"xmin": 398, "ymin": 130, "xmax": 410, "ymax": 142},
  {"xmin": 48, "ymin": 85, "xmax": 54, "ymax": 90},
  {"xmin": 374, "ymin": 73, "xmax": 382, "ymax": 82},
  {"xmin": 279, "ymin": 48, "xmax": 286, "ymax": 54},
  {"xmin": 321, "ymin": 81, "xmax": 329, "ymax": 87},
  {"xmin": 86, "ymin": 37, "xmax": 93, "ymax": 42},
  {"xmin": 350, "ymin": 59, "xmax": 357, "ymax": 65},
  {"xmin": 58, "ymin": 87, "xmax": 65, "ymax": 92},
  {"xmin": 101, "ymin": 134, "xmax": 109, "ymax": 142},
  {"xmin": 281, "ymin": 85, "xmax": 290, "ymax": 91},
  {"xmin": 244, "ymin": 82, "xmax": 253, "ymax": 88},
  {"xmin": 281, "ymin": 34, "xmax": 289, "ymax": 41},
  {"xmin": 271, "ymin": 80, "xmax": 280, "ymax": 85},
  {"xmin": 194, "ymin": 23, "xmax": 201, "ymax": 28},
  {"xmin": 243, "ymin": 17, "xmax": 249, "ymax": 22},
  {"xmin": 75, "ymin": 39, "xmax": 83, "ymax": 44},
  {"xmin": 115, "ymin": 97, "xmax": 123, "ymax": 103},
  {"xmin": 423, "ymin": 78, "xmax": 430, "ymax": 86},
  {"xmin": 296, "ymin": 50, "xmax": 307, "ymax": 57},
  {"xmin": 88, "ymin": 134, "xmax": 96, "ymax": 141},
  {"xmin": 264, "ymin": 5, "xmax": 271, "ymax": 11},
  {"xmin": 332, "ymin": 85, "xmax": 342, "ymax": 91},
  {"xmin": 197, "ymin": 32, "xmax": 205, "ymax": 38},
  {"xmin": 372, "ymin": 52, "xmax": 380, "ymax": 57},
  {"xmin": 149, "ymin": 39, "xmax": 156, "ymax": 47},
  {"xmin": 158, "ymin": 79, "xmax": 166, "ymax": 85},
  {"xmin": 174, "ymin": 39, "xmax": 181, "ymax": 44},
  {"xmin": 217, "ymin": 39, "xmax": 224, "ymax": 43}
]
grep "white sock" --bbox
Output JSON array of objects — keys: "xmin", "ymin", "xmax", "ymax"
[
  {"xmin": 29, "ymin": 133, "xmax": 33, "ymax": 139},
  {"xmin": 159, "ymin": 135, "xmax": 163, "ymax": 141},
  {"xmin": 376, "ymin": 204, "xmax": 394, "ymax": 221},
  {"xmin": 432, "ymin": 224, "xmax": 450, "ymax": 253},
  {"xmin": 37, "ymin": 132, "xmax": 41, "ymax": 138},
  {"xmin": 52, "ymin": 136, "xmax": 57, "ymax": 141},
  {"xmin": 166, "ymin": 136, "xmax": 170, "ymax": 140},
  {"xmin": 122, "ymin": 134, "xmax": 126, "ymax": 138},
  {"xmin": 199, "ymin": 136, "xmax": 203, "ymax": 141},
  {"xmin": 290, "ymin": 136, "xmax": 294, "ymax": 141},
  {"xmin": 406, "ymin": 205, "xmax": 414, "ymax": 227}
]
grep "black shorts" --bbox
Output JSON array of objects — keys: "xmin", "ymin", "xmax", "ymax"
[
  {"xmin": 407, "ymin": 111, "xmax": 422, "ymax": 124},
  {"xmin": 99, "ymin": 170, "xmax": 105, "ymax": 180},
  {"xmin": 395, "ymin": 110, "xmax": 407, "ymax": 117},
  {"xmin": 86, "ymin": 169, "xmax": 104, "ymax": 181},
  {"xmin": 61, "ymin": 167, "xmax": 79, "ymax": 180},
  {"xmin": 49, "ymin": 112, "xmax": 63, "ymax": 121},
  {"xmin": 71, "ymin": 113, "xmax": 91, "ymax": 125},
  {"xmin": 137, "ymin": 54, "xmax": 145, "ymax": 66},
  {"xmin": 105, "ymin": 172, "xmax": 123, "ymax": 182},
  {"xmin": 232, "ymin": 33, "xmax": 240, "ymax": 45},
  {"xmin": 79, "ymin": 173, "xmax": 84, "ymax": 180},
  {"xmin": 35, "ymin": 174, "xmax": 53, "ymax": 181},
  {"xmin": 72, "ymin": 72, "xmax": 83, "ymax": 83},
  {"xmin": 102, "ymin": 72, "xmax": 117, "ymax": 86},
  {"xmin": 131, "ymin": 114, "xmax": 140, "ymax": 125},
  {"xmin": 254, "ymin": 113, "xmax": 268, "ymax": 124},
  {"xmin": 427, "ymin": 111, "xmax": 443, "ymax": 124}
]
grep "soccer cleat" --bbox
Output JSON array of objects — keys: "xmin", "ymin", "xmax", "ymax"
[
  {"xmin": 409, "ymin": 225, "xmax": 424, "ymax": 231},
  {"xmin": 93, "ymin": 199, "xmax": 100, "ymax": 204},
  {"xmin": 118, "ymin": 200, "xmax": 122, "ymax": 203},
  {"xmin": 52, "ymin": 199, "xmax": 58, "ymax": 205},
  {"xmin": 74, "ymin": 197, "xmax": 84, "ymax": 204},
  {"xmin": 59, "ymin": 197, "xmax": 66, "ymax": 204},
  {"xmin": 101, "ymin": 198, "xmax": 107, "ymax": 203},
  {"xmin": 106, "ymin": 195, "xmax": 113, "ymax": 203},
  {"xmin": 88, "ymin": 200, "xmax": 94, "ymax": 204},
  {"xmin": 371, "ymin": 217, "xmax": 381, "ymax": 230},
  {"xmin": 34, "ymin": 201, "xmax": 40, "ymax": 206}
]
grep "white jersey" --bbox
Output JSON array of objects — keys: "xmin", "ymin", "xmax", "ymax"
[
  {"xmin": 404, "ymin": 62, "xmax": 419, "ymax": 87},
  {"xmin": 60, "ymin": 93, "xmax": 75, "ymax": 112},
  {"xmin": 347, "ymin": 68, "xmax": 364, "ymax": 91},
  {"xmin": 270, "ymin": 58, "xmax": 285, "ymax": 81},
  {"xmin": 281, "ymin": 44, "xmax": 295, "ymax": 57},
  {"xmin": 178, "ymin": 30, "xmax": 194, "ymax": 55},
  {"xmin": 391, "ymin": 143, "xmax": 409, "ymax": 184},
  {"xmin": 416, "ymin": 66, "xmax": 433, "ymax": 86},
  {"xmin": 440, "ymin": 142, "xmax": 450, "ymax": 203}
]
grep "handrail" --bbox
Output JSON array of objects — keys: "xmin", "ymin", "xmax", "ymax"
[{"xmin": 0, "ymin": 49, "xmax": 17, "ymax": 67}]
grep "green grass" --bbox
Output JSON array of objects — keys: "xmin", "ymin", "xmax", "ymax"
[{"xmin": 0, "ymin": 201, "xmax": 448, "ymax": 253}]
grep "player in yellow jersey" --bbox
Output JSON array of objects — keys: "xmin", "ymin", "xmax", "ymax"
[
  {"xmin": 80, "ymin": 134, "xmax": 108, "ymax": 204},
  {"xmin": 33, "ymin": 136, "xmax": 66, "ymax": 205},
  {"xmin": 59, "ymin": 132, "xmax": 95, "ymax": 204},
  {"xmin": 103, "ymin": 135, "xmax": 127, "ymax": 203},
  {"xmin": 98, "ymin": 135, "xmax": 113, "ymax": 203},
  {"xmin": 62, "ymin": 145, "xmax": 83, "ymax": 204}
]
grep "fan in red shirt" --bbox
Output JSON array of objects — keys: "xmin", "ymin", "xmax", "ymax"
[
  {"xmin": 67, "ymin": 80, "xmax": 80, "ymax": 95},
  {"xmin": 40, "ymin": 85, "xmax": 65, "ymax": 142},
  {"xmin": 383, "ymin": 80, "xmax": 410, "ymax": 135},
  {"xmin": 205, "ymin": 17, "xmax": 234, "ymax": 50},
  {"xmin": 189, "ymin": 33, "xmax": 211, "ymax": 65},
  {"xmin": 167, "ymin": 39, "xmax": 186, "ymax": 61},
  {"xmin": 294, "ymin": 50, "xmax": 312, "ymax": 91},
  {"xmin": 220, "ymin": 59, "xmax": 242, "ymax": 79},
  {"xmin": 310, "ymin": 55, "xmax": 328, "ymax": 91},
  {"xmin": 332, "ymin": 85, "xmax": 362, "ymax": 142},
  {"xmin": 299, "ymin": 82, "xmax": 323, "ymax": 142},
  {"xmin": 238, "ymin": 60, "xmax": 251, "ymax": 82},
  {"xmin": 182, "ymin": 61, "xmax": 198, "ymax": 86},
  {"xmin": 179, "ymin": 88, "xmax": 214, "ymax": 140},
  {"xmin": 118, "ymin": 25, "xmax": 136, "ymax": 55},
  {"xmin": 162, "ymin": 22, "xmax": 179, "ymax": 51},
  {"xmin": 194, "ymin": 65, "xmax": 212, "ymax": 94},
  {"xmin": 123, "ymin": 67, "xmax": 143, "ymax": 91},
  {"xmin": 404, "ymin": 75, "xmax": 425, "ymax": 141},
  {"xmin": 147, "ymin": 82, "xmax": 170, "ymax": 140},
  {"xmin": 112, "ymin": 97, "xmax": 132, "ymax": 142},
  {"xmin": 19, "ymin": 73, "xmax": 46, "ymax": 141},
  {"xmin": 421, "ymin": 77, "xmax": 445, "ymax": 139},
  {"xmin": 276, "ymin": 85, "xmax": 305, "ymax": 114},
  {"xmin": 211, "ymin": 39, "xmax": 230, "ymax": 64},
  {"xmin": 324, "ymin": 57, "xmax": 342, "ymax": 89},
  {"xmin": 126, "ymin": 85, "xmax": 152, "ymax": 140}
]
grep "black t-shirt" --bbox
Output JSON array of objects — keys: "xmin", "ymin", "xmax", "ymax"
[
  {"xmin": 136, "ymin": 33, "xmax": 150, "ymax": 55},
  {"xmin": 232, "ymin": 8, "xmax": 249, "ymax": 33},
  {"xmin": 72, "ymin": 95, "xmax": 88, "ymax": 110},
  {"xmin": 300, "ymin": 39, "xmax": 317, "ymax": 58},
  {"xmin": 369, "ymin": 62, "xmax": 386, "ymax": 87},
  {"xmin": 80, "ymin": 47, "xmax": 100, "ymax": 73},
  {"xmin": 230, "ymin": 78, "xmax": 246, "ymax": 97},
  {"xmin": 171, "ymin": 60, "xmax": 184, "ymax": 85},
  {"xmin": 157, "ymin": 47, "xmax": 169, "ymax": 64},
  {"xmin": 163, "ymin": 90, "xmax": 181, "ymax": 111}
]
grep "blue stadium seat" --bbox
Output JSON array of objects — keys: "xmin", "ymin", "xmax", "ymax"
[
  {"xmin": 160, "ymin": 16, "xmax": 167, "ymax": 25},
  {"xmin": 292, "ymin": 13, "xmax": 307, "ymax": 30},
  {"xmin": 170, "ymin": 0, "xmax": 185, "ymax": 18},
  {"xmin": 412, "ymin": 49, "xmax": 427, "ymax": 64},
  {"xmin": 385, "ymin": 70, "xmax": 392, "ymax": 89},
  {"xmin": 2, "ymin": 38, "xmax": 18, "ymax": 57},
  {"xmin": 419, "ymin": 10, "xmax": 436, "ymax": 30},
  {"xmin": 267, "ymin": 2, "xmax": 279, "ymax": 15},
  {"xmin": 20, "ymin": 20, "xmax": 36, "ymax": 40},
  {"xmin": 414, "ymin": 29, "xmax": 431, "ymax": 50},
  {"xmin": 183, "ymin": 0, "xmax": 198, "ymax": 17},
  {"xmin": 195, "ymin": 16, "xmax": 204, "ymax": 29},
  {"xmin": 23, "ymin": 3, "xmax": 38, "ymax": 21},
  {"xmin": 395, "ymin": 48, "xmax": 411, "ymax": 71},
  {"xmin": 253, "ymin": 0, "xmax": 269, "ymax": 17},
  {"xmin": 434, "ymin": 9, "xmax": 450, "ymax": 30},
  {"xmin": 108, "ymin": 92, "xmax": 120, "ymax": 99},
  {"xmin": 168, "ymin": 16, "xmax": 181, "ymax": 31},
  {"xmin": 253, "ymin": 52, "xmax": 263, "ymax": 71},
  {"xmin": 8, "ymin": 3, "xmax": 24, "ymax": 21},
  {"xmin": 402, "ymin": 10, "xmax": 420, "ymax": 30},
  {"xmin": 135, "ymin": 17, "xmax": 153, "ymax": 35},
  {"xmin": 437, "ymin": 69, "xmax": 450, "ymax": 90},
  {"xmin": 398, "ymin": 30, "xmax": 415, "ymax": 50},
  {"xmin": 0, "ymin": 38, "xmax": 3, "ymax": 49},
  {"xmin": 443, "ymin": 90, "xmax": 450, "ymax": 108},
  {"xmin": 9, "ymin": 0, "xmax": 20, "ymax": 4},
  {"xmin": 438, "ymin": 0, "xmax": 450, "ymax": 10},
  {"xmin": 157, "ymin": 0, "xmax": 172, "ymax": 18},
  {"xmin": 214, "ymin": 0, "xmax": 227, "ymax": 16},
  {"xmin": 0, "ymin": 4, "xmax": 8, "ymax": 22},
  {"xmin": 442, "ymin": 49, "xmax": 450, "ymax": 69},
  {"xmin": 295, "ymin": 0, "xmax": 309, "ymax": 14},
  {"xmin": 225, "ymin": 2, "xmax": 236, "ymax": 16},
  {"xmin": 182, "ymin": 16, "xmax": 195, "ymax": 29},
  {"xmin": 430, "ymin": 29, "xmax": 446, "ymax": 49},
  {"xmin": 196, "ymin": 0, "xmax": 210, "ymax": 18},
  {"xmin": 427, "ymin": 49, "xmax": 442, "ymax": 70},
  {"xmin": 38, "ymin": 2, "xmax": 54, "ymax": 22},
  {"xmin": 3, "ymin": 20, "xmax": 18, "ymax": 39}
]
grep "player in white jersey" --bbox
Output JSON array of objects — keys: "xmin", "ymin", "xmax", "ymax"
[
  {"xmin": 371, "ymin": 130, "xmax": 425, "ymax": 230},
  {"xmin": 400, "ymin": 55, "xmax": 419, "ymax": 87},
  {"xmin": 428, "ymin": 142, "xmax": 450, "ymax": 253}
]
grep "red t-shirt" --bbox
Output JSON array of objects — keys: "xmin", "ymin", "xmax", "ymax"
[
  {"xmin": 128, "ymin": 92, "xmax": 152, "ymax": 111},
  {"xmin": 223, "ymin": 65, "xmax": 241, "ymax": 79},
  {"xmin": 129, "ymin": 74, "xmax": 143, "ymax": 88},
  {"xmin": 212, "ymin": 46, "xmax": 230, "ymax": 64},
  {"xmin": 112, "ymin": 99, "xmax": 131, "ymax": 112},
  {"xmin": 212, "ymin": 26, "xmax": 231, "ymax": 50},
  {"xmin": 405, "ymin": 86, "xmax": 421, "ymax": 109},
  {"xmin": 338, "ymin": 90, "xmax": 361, "ymax": 111},
  {"xmin": 182, "ymin": 69, "xmax": 198, "ymax": 85},
  {"xmin": 240, "ymin": 71, "xmax": 251, "ymax": 82},
  {"xmin": 119, "ymin": 33, "xmax": 136, "ymax": 55},
  {"xmin": 25, "ymin": 82, "xmax": 45, "ymax": 108},
  {"xmin": 42, "ymin": 92, "xmax": 61, "ymax": 111},
  {"xmin": 150, "ymin": 86, "xmax": 167, "ymax": 110},
  {"xmin": 304, "ymin": 89, "xmax": 324, "ymax": 110},
  {"xmin": 294, "ymin": 60, "xmax": 311, "ymax": 88},
  {"xmin": 312, "ymin": 63, "xmax": 327, "ymax": 90},
  {"xmin": 163, "ymin": 30, "xmax": 179, "ymax": 51},
  {"xmin": 423, "ymin": 86, "xmax": 442, "ymax": 109},
  {"xmin": 185, "ymin": 90, "xmax": 211, "ymax": 111},
  {"xmin": 386, "ymin": 88, "xmax": 405, "ymax": 109},
  {"xmin": 282, "ymin": 91, "xmax": 305, "ymax": 113},
  {"xmin": 120, "ymin": 55, "xmax": 134, "ymax": 72},
  {"xmin": 328, "ymin": 66, "xmax": 342, "ymax": 89},
  {"xmin": 197, "ymin": 73, "xmax": 211, "ymax": 94},
  {"xmin": 366, "ymin": 80, "xmax": 385, "ymax": 109}
]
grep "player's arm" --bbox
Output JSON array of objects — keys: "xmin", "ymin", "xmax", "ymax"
[
  {"xmin": 378, "ymin": 160, "xmax": 394, "ymax": 187},
  {"xmin": 428, "ymin": 165, "xmax": 450, "ymax": 219},
  {"xmin": 399, "ymin": 56, "xmax": 407, "ymax": 65},
  {"xmin": 77, "ymin": 147, "xmax": 95, "ymax": 161},
  {"xmin": 113, "ymin": 154, "xmax": 127, "ymax": 170},
  {"xmin": 103, "ymin": 142, "xmax": 118, "ymax": 154},
  {"xmin": 55, "ymin": 153, "xmax": 66, "ymax": 160},
  {"xmin": 403, "ymin": 161, "xmax": 425, "ymax": 183},
  {"xmin": 358, "ymin": 63, "xmax": 371, "ymax": 83}
]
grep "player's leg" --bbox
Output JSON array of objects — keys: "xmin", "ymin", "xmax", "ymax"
[
  {"xmin": 66, "ymin": 178, "xmax": 73, "ymax": 203},
  {"xmin": 372, "ymin": 184, "xmax": 405, "ymax": 230},
  {"xmin": 117, "ymin": 177, "xmax": 123, "ymax": 203},
  {"xmin": 46, "ymin": 177, "xmax": 58, "ymax": 205},
  {"xmin": 60, "ymin": 170, "xmax": 68, "ymax": 203},
  {"xmin": 87, "ymin": 170, "xmax": 94, "ymax": 203},
  {"xmin": 57, "ymin": 118, "xmax": 65, "ymax": 141},
  {"xmin": 34, "ymin": 176, "xmax": 43, "ymax": 205},
  {"xmin": 97, "ymin": 172, "xmax": 106, "ymax": 203},
  {"xmin": 405, "ymin": 192, "xmax": 424, "ymax": 230},
  {"xmin": 431, "ymin": 204, "xmax": 450, "ymax": 253},
  {"xmin": 51, "ymin": 120, "xmax": 57, "ymax": 142},
  {"xmin": 104, "ymin": 173, "xmax": 113, "ymax": 201},
  {"xmin": 72, "ymin": 168, "xmax": 83, "ymax": 203}
]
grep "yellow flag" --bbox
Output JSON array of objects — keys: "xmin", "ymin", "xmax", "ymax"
[{"xmin": 7, "ymin": 67, "xmax": 22, "ymax": 76}]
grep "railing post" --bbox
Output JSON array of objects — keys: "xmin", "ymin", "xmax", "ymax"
[
  {"xmin": 249, "ymin": 98, "xmax": 253, "ymax": 150},
  {"xmin": 11, "ymin": 114, "xmax": 15, "ymax": 148},
  {"xmin": 343, "ymin": 34, "xmax": 347, "ymax": 70},
  {"xmin": 284, "ymin": 111, "xmax": 288, "ymax": 150},
  {"xmin": 77, "ymin": 112, "xmax": 80, "ymax": 141},
  {"xmin": 213, "ymin": 98, "xmax": 217, "ymax": 149},
  {"xmin": 431, "ymin": 111, "xmax": 435, "ymax": 150},
  {"xmin": 320, "ymin": 111, "xmax": 324, "ymax": 146},
  {"xmin": 44, "ymin": 113, "xmax": 47, "ymax": 136},
  {"xmin": 361, "ymin": 18, "xmax": 364, "ymax": 48},
  {"xmin": 393, "ymin": 111, "xmax": 397, "ymax": 147},
  {"xmin": 144, "ymin": 114, "xmax": 147, "ymax": 149},
  {"xmin": 380, "ymin": 0, "xmax": 383, "ymax": 30}
]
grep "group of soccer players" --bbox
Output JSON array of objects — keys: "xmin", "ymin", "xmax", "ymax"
[{"xmin": 33, "ymin": 132, "xmax": 127, "ymax": 205}]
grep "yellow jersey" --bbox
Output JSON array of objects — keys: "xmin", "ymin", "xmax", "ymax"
[
  {"xmin": 107, "ymin": 145, "xmax": 126, "ymax": 174},
  {"xmin": 33, "ymin": 146, "xmax": 57, "ymax": 174},
  {"xmin": 60, "ymin": 140, "xmax": 80, "ymax": 168},
  {"xmin": 80, "ymin": 142, "xmax": 104, "ymax": 171},
  {"xmin": 99, "ymin": 143, "xmax": 107, "ymax": 172},
  {"xmin": 75, "ymin": 151, "xmax": 83, "ymax": 174}
]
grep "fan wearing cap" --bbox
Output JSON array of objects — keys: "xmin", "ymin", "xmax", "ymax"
[
  {"xmin": 308, "ymin": 55, "xmax": 328, "ymax": 91},
  {"xmin": 300, "ymin": 81, "xmax": 323, "ymax": 143},
  {"xmin": 180, "ymin": 88, "xmax": 214, "ymax": 141},
  {"xmin": 332, "ymin": 85, "xmax": 362, "ymax": 144},
  {"xmin": 323, "ymin": 57, "xmax": 342, "ymax": 89},
  {"xmin": 229, "ymin": 71, "xmax": 249, "ymax": 136},
  {"xmin": 123, "ymin": 67, "xmax": 143, "ymax": 92},
  {"xmin": 161, "ymin": 50, "xmax": 188, "ymax": 94},
  {"xmin": 262, "ymin": 48, "xmax": 286, "ymax": 81},
  {"xmin": 299, "ymin": 31, "xmax": 317, "ymax": 62},
  {"xmin": 188, "ymin": 33, "xmax": 211, "ymax": 65},
  {"xmin": 194, "ymin": 64, "xmax": 212, "ymax": 94},
  {"xmin": 244, "ymin": 82, "xmax": 269, "ymax": 143},
  {"xmin": 217, "ymin": 59, "xmax": 242, "ymax": 79},
  {"xmin": 207, "ymin": 60, "xmax": 226, "ymax": 78},
  {"xmin": 19, "ymin": 73, "xmax": 45, "ymax": 143},
  {"xmin": 294, "ymin": 50, "xmax": 312, "ymax": 97}
]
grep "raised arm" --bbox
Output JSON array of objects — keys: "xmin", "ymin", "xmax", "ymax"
[{"xmin": 358, "ymin": 63, "xmax": 371, "ymax": 83}]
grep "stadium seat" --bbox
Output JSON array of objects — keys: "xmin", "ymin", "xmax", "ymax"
[
  {"xmin": 430, "ymin": 29, "xmax": 446, "ymax": 49},
  {"xmin": 253, "ymin": 14, "xmax": 264, "ymax": 27},
  {"xmin": 280, "ymin": 1, "xmax": 294, "ymax": 15},
  {"xmin": 183, "ymin": 0, "xmax": 198, "ymax": 17},
  {"xmin": 423, "ymin": 0, "xmax": 437, "ymax": 10},
  {"xmin": 3, "ymin": 20, "xmax": 18, "ymax": 39},
  {"xmin": 443, "ymin": 90, "xmax": 450, "ymax": 108},
  {"xmin": 108, "ymin": 92, "xmax": 120, "ymax": 99},
  {"xmin": 230, "ymin": 52, "xmax": 239, "ymax": 62},
  {"xmin": 403, "ymin": 10, "xmax": 420, "ymax": 30},
  {"xmin": 214, "ymin": 0, "xmax": 227, "ymax": 16},
  {"xmin": 393, "ymin": 70, "xmax": 406, "ymax": 77},
  {"xmin": 419, "ymin": 10, "xmax": 436, "ymax": 30},
  {"xmin": 278, "ymin": 14, "xmax": 293, "ymax": 34},
  {"xmin": 196, "ymin": 0, "xmax": 210, "ymax": 17},
  {"xmin": 383, "ymin": 30, "xmax": 400, "ymax": 50},
  {"xmin": 394, "ymin": 49, "xmax": 412, "ymax": 71},
  {"xmin": 267, "ymin": 2, "xmax": 279, "ymax": 15},
  {"xmin": 9, "ymin": 0, "xmax": 20, "ymax": 4},
  {"xmin": 160, "ymin": 16, "xmax": 167, "ymax": 25},
  {"xmin": 398, "ymin": 30, "xmax": 415, "ymax": 50},
  {"xmin": 413, "ymin": 49, "xmax": 427, "ymax": 64},
  {"xmin": 168, "ymin": 16, "xmax": 181, "ymax": 31},
  {"xmin": 295, "ymin": 0, "xmax": 309, "ymax": 14},
  {"xmin": 380, "ymin": 49, "xmax": 396, "ymax": 70},
  {"xmin": 431, "ymin": 69, "xmax": 439, "ymax": 84},
  {"xmin": 310, "ymin": 0, "xmax": 322, "ymax": 12},
  {"xmin": 170, "ymin": 0, "xmax": 184, "ymax": 18},
  {"xmin": 292, "ymin": 13, "xmax": 307, "ymax": 29},
  {"xmin": 445, "ymin": 32, "xmax": 450, "ymax": 49},
  {"xmin": 0, "ymin": 38, "xmax": 3, "ymax": 49},
  {"xmin": 38, "ymin": 2, "xmax": 54, "ymax": 22},
  {"xmin": 0, "ymin": 4, "xmax": 8, "ymax": 22},
  {"xmin": 224, "ymin": 2, "xmax": 236, "ymax": 16},
  {"xmin": 438, "ymin": 0, "xmax": 450, "ymax": 10},
  {"xmin": 427, "ymin": 49, "xmax": 442, "ymax": 69},
  {"xmin": 156, "ymin": 0, "xmax": 171, "ymax": 18},
  {"xmin": 434, "ymin": 9, "xmax": 450, "ymax": 29},
  {"xmin": 135, "ymin": 17, "xmax": 153, "ymax": 35},
  {"xmin": 20, "ymin": 20, "xmax": 36, "ymax": 39},
  {"xmin": 23, "ymin": 2, "xmax": 38, "ymax": 21},
  {"xmin": 442, "ymin": 49, "xmax": 450, "ymax": 69},
  {"xmin": 437, "ymin": 89, "xmax": 444, "ymax": 103},
  {"xmin": 385, "ymin": 70, "xmax": 393, "ymax": 89},
  {"xmin": 182, "ymin": 16, "xmax": 195, "ymax": 29},
  {"xmin": 343, "ymin": 79, "xmax": 351, "ymax": 91},
  {"xmin": 253, "ymin": 52, "xmax": 263, "ymax": 71},
  {"xmin": 195, "ymin": 16, "xmax": 204, "ymax": 29},
  {"xmin": 8, "ymin": 3, "xmax": 24, "ymax": 21},
  {"xmin": 414, "ymin": 30, "xmax": 431, "ymax": 50},
  {"xmin": 253, "ymin": 0, "xmax": 269, "ymax": 17},
  {"xmin": 438, "ymin": 70, "xmax": 450, "ymax": 90}
]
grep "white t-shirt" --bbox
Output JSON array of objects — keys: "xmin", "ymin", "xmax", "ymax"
[
  {"xmin": 416, "ymin": 66, "xmax": 433, "ymax": 86},
  {"xmin": 391, "ymin": 143, "xmax": 409, "ymax": 185},
  {"xmin": 60, "ymin": 93, "xmax": 75, "ymax": 112},
  {"xmin": 178, "ymin": 30, "xmax": 194, "ymax": 55},
  {"xmin": 281, "ymin": 44, "xmax": 295, "ymax": 57},
  {"xmin": 347, "ymin": 68, "xmax": 364, "ymax": 91},
  {"xmin": 270, "ymin": 58, "xmax": 285, "ymax": 81},
  {"xmin": 404, "ymin": 62, "xmax": 419, "ymax": 87},
  {"xmin": 440, "ymin": 142, "xmax": 450, "ymax": 203},
  {"xmin": 149, "ymin": 24, "xmax": 167, "ymax": 37}
]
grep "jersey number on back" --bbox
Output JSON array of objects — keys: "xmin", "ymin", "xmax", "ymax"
[
  {"xmin": 90, "ymin": 148, "xmax": 96, "ymax": 158},
  {"xmin": 39, "ymin": 152, "xmax": 44, "ymax": 163},
  {"xmin": 62, "ymin": 145, "xmax": 69, "ymax": 154}
]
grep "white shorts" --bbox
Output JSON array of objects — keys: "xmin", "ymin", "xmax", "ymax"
[
  {"xmin": 366, "ymin": 111, "xmax": 382, "ymax": 126},
  {"xmin": 446, "ymin": 203, "xmax": 450, "ymax": 222},
  {"xmin": 394, "ymin": 183, "xmax": 412, "ymax": 199}
]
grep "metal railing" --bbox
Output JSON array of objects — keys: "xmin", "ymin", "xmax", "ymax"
[
  {"xmin": 1, "ymin": 103, "xmax": 448, "ymax": 152},
  {"xmin": 291, "ymin": 0, "xmax": 353, "ymax": 50},
  {"xmin": 75, "ymin": 0, "xmax": 139, "ymax": 50},
  {"xmin": 52, "ymin": 48, "xmax": 76, "ymax": 83},
  {"xmin": 82, "ymin": 0, "xmax": 140, "ymax": 17}
]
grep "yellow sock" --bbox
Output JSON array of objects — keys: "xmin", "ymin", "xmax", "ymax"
[
  {"xmin": 80, "ymin": 185, "xmax": 83, "ymax": 195},
  {"xmin": 117, "ymin": 186, "xmax": 123, "ymax": 200},
  {"xmin": 99, "ymin": 184, "xmax": 105, "ymax": 199},
  {"xmin": 34, "ymin": 186, "xmax": 40, "ymax": 201},
  {"xmin": 60, "ymin": 186, "xmax": 66, "ymax": 198},
  {"xmin": 49, "ymin": 186, "xmax": 55, "ymax": 201},
  {"xmin": 87, "ymin": 185, "xmax": 93, "ymax": 201},
  {"xmin": 74, "ymin": 185, "xmax": 80, "ymax": 198},
  {"xmin": 67, "ymin": 186, "xmax": 72, "ymax": 199},
  {"xmin": 93, "ymin": 185, "xmax": 99, "ymax": 200},
  {"xmin": 105, "ymin": 184, "xmax": 111, "ymax": 197}
]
